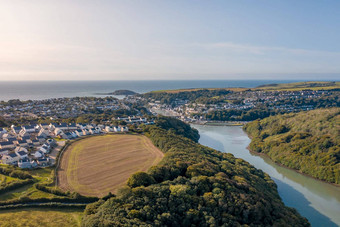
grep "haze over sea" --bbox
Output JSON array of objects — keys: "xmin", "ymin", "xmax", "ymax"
[{"xmin": 0, "ymin": 80, "xmax": 318, "ymax": 102}]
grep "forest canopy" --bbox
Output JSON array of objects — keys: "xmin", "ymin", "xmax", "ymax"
[{"xmin": 244, "ymin": 107, "xmax": 340, "ymax": 184}]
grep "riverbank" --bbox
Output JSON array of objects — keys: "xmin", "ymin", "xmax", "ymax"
[
  {"xmin": 191, "ymin": 121, "xmax": 247, "ymax": 126},
  {"xmin": 194, "ymin": 124, "xmax": 340, "ymax": 226},
  {"xmin": 245, "ymin": 143, "xmax": 340, "ymax": 188},
  {"xmin": 242, "ymin": 109, "xmax": 340, "ymax": 186}
]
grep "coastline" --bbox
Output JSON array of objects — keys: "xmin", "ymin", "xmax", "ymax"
[{"xmin": 243, "ymin": 128, "xmax": 340, "ymax": 188}]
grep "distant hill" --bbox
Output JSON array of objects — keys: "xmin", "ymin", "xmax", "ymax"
[
  {"xmin": 96, "ymin": 90, "xmax": 138, "ymax": 95},
  {"xmin": 244, "ymin": 108, "xmax": 340, "ymax": 184},
  {"xmin": 146, "ymin": 81, "xmax": 340, "ymax": 94},
  {"xmin": 255, "ymin": 81, "xmax": 340, "ymax": 91}
]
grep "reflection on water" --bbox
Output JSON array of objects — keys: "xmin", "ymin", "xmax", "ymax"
[{"xmin": 193, "ymin": 124, "xmax": 340, "ymax": 227}]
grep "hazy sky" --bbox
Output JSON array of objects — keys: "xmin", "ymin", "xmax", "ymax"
[{"xmin": 1, "ymin": 0, "xmax": 340, "ymax": 80}]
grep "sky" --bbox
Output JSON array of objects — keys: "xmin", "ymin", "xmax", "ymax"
[{"xmin": 1, "ymin": 0, "xmax": 340, "ymax": 81}]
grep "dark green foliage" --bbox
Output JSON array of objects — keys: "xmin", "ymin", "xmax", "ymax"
[
  {"xmin": 205, "ymin": 106, "xmax": 281, "ymax": 121},
  {"xmin": 155, "ymin": 116, "xmax": 200, "ymax": 142},
  {"xmin": 35, "ymin": 184, "xmax": 69, "ymax": 197},
  {"xmin": 244, "ymin": 107, "xmax": 340, "ymax": 184},
  {"xmin": 84, "ymin": 200, "xmax": 105, "ymax": 215},
  {"xmin": 0, "ymin": 194, "xmax": 98, "ymax": 207},
  {"xmin": 0, "ymin": 179, "xmax": 35, "ymax": 194},
  {"xmin": 127, "ymin": 172, "xmax": 156, "ymax": 188},
  {"xmin": 0, "ymin": 167, "xmax": 33, "ymax": 180},
  {"xmin": 82, "ymin": 118, "xmax": 309, "ymax": 226}
]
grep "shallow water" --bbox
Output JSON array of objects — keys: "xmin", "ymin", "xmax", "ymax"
[{"xmin": 193, "ymin": 124, "xmax": 340, "ymax": 227}]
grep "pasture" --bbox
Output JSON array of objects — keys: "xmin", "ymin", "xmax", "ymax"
[
  {"xmin": 57, "ymin": 134, "xmax": 163, "ymax": 197},
  {"xmin": 0, "ymin": 208, "xmax": 83, "ymax": 227}
]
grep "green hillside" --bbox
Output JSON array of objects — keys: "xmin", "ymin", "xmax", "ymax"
[
  {"xmin": 255, "ymin": 81, "xmax": 340, "ymax": 91},
  {"xmin": 244, "ymin": 108, "xmax": 340, "ymax": 184},
  {"xmin": 82, "ymin": 117, "xmax": 309, "ymax": 226}
]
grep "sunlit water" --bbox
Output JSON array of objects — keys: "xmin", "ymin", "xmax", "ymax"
[
  {"xmin": 193, "ymin": 125, "xmax": 340, "ymax": 227},
  {"xmin": 0, "ymin": 80, "xmax": 300, "ymax": 101}
]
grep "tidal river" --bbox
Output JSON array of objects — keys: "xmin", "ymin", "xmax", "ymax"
[{"xmin": 193, "ymin": 125, "xmax": 340, "ymax": 227}]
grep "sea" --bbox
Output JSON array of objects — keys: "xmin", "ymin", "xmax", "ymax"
[{"xmin": 0, "ymin": 80, "xmax": 307, "ymax": 101}]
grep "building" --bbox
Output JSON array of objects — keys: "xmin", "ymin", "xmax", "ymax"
[
  {"xmin": 18, "ymin": 157, "xmax": 32, "ymax": 169},
  {"xmin": 2, "ymin": 153, "xmax": 20, "ymax": 164},
  {"xmin": 0, "ymin": 141, "xmax": 15, "ymax": 149}
]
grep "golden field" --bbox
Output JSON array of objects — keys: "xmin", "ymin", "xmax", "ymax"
[{"xmin": 57, "ymin": 134, "xmax": 163, "ymax": 197}]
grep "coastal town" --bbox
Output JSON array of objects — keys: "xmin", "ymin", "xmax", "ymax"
[
  {"xmin": 0, "ymin": 85, "xmax": 339, "ymax": 169},
  {"xmin": 146, "ymin": 89, "xmax": 339, "ymax": 122}
]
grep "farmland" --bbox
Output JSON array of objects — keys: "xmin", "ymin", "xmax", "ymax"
[
  {"xmin": 0, "ymin": 208, "xmax": 83, "ymax": 227},
  {"xmin": 57, "ymin": 134, "xmax": 164, "ymax": 197}
]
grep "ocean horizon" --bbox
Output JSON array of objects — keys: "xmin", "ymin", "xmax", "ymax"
[{"xmin": 0, "ymin": 79, "xmax": 333, "ymax": 101}]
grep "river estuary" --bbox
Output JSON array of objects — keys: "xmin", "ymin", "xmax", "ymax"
[{"xmin": 193, "ymin": 125, "xmax": 340, "ymax": 227}]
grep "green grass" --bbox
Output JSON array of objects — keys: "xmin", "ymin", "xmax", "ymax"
[
  {"xmin": 0, "ymin": 207, "xmax": 83, "ymax": 227},
  {"xmin": 0, "ymin": 174, "xmax": 21, "ymax": 183},
  {"xmin": 0, "ymin": 183, "xmax": 34, "ymax": 201},
  {"xmin": 0, "ymin": 166, "xmax": 63, "ymax": 202}
]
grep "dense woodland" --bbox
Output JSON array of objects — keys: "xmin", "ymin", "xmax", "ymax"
[
  {"xmin": 244, "ymin": 108, "xmax": 340, "ymax": 184},
  {"xmin": 82, "ymin": 117, "xmax": 309, "ymax": 226},
  {"xmin": 155, "ymin": 116, "xmax": 200, "ymax": 142},
  {"xmin": 204, "ymin": 105, "xmax": 283, "ymax": 122}
]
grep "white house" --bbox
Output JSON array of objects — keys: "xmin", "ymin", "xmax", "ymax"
[
  {"xmin": 38, "ymin": 144, "xmax": 50, "ymax": 154},
  {"xmin": 33, "ymin": 151, "xmax": 43, "ymax": 159},
  {"xmin": 2, "ymin": 153, "xmax": 20, "ymax": 164},
  {"xmin": 18, "ymin": 157, "xmax": 33, "ymax": 169},
  {"xmin": 15, "ymin": 148, "xmax": 28, "ymax": 159},
  {"xmin": 120, "ymin": 126, "xmax": 129, "ymax": 132},
  {"xmin": 105, "ymin": 126, "xmax": 113, "ymax": 132},
  {"xmin": 75, "ymin": 130, "xmax": 84, "ymax": 137},
  {"xmin": 82, "ymin": 129, "xmax": 90, "ymax": 135},
  {"xmin": 89, "ymin": 127, "xmax": 100, "ymax": 134},
  {"xmin": 54, "ymin": 128, "xmax": 63, "ymax": 136},
  {"xmin": 49, "ymin": 123, "xmax": 59, "ymax": 131}
]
